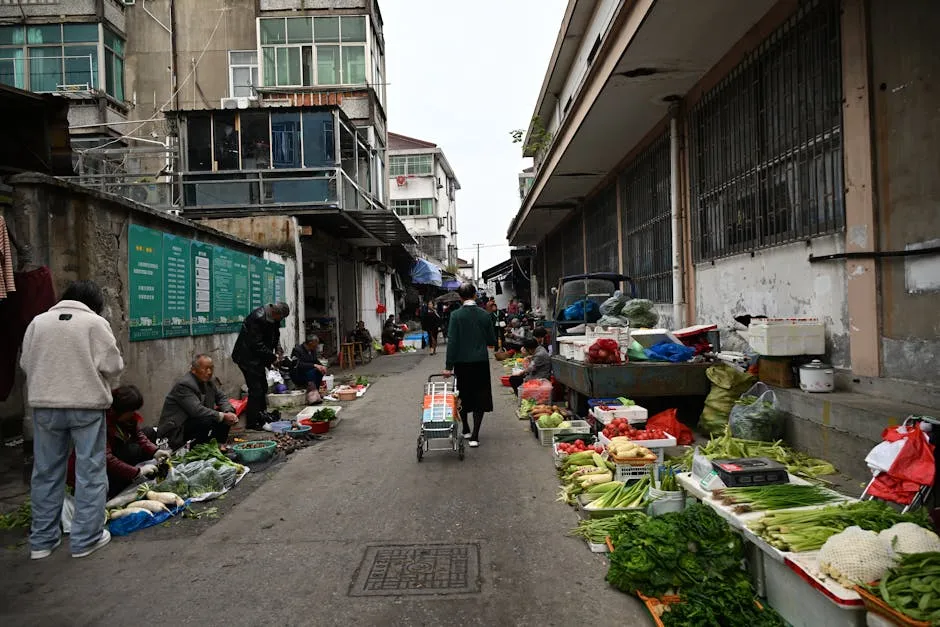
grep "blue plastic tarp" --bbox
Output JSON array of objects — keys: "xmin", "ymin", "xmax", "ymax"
[
  {"xmin": 108, "ymin": 500, "xmax": 190, "ymax": 536},
  {"xmin": 442, "ymin": 280, "xmax": 461, "ymax": 290},
  {"xmin": 410, "ymin": 259, "xmax": 443, "ymax": 286}
]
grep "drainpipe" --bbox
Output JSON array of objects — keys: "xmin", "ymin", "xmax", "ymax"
[
  {"xmin": 669, "ymin": 110, "xmax": 685, "ymax": 329},
  {"xmin": 168, "ymin": 0, "xmax": 179, "ymax": 111}
]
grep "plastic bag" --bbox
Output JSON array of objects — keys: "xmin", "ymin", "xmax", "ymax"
[
  {"xmin": 699, "ymin": 363, "xmax": 756, "ymax": 435},
  {"xmin": 563, "ymin": 299, "xmax": 601, "ymax": 322},
  {"xmin": 108, "ymin": 501, "xmax": 189, "ymax": 537},
  {"xmin": 597, "ymin": 314, "xmax": 630, "ymax": 327},
  {"xmin": 865, "ymin": 424, "xmax": 935, "ymax": 505},
  {"xmin": 626, "ymin": 340, "xmax": 648, "ymax": 362},
  {"xmin": 61, "ymin": 492, "xmax": 75, "ymax": 534},
  {"xmin": 644, "ymin": 341, "xmax": 696, "ymax": 363},
  {"xmin": 728, "ymin": 382, "xmax": 784, "ymax": 441},
  {"xmin": 599, "ymin": 291, "xmax": 627, "ymax": 316},
  {"xmin": 520, "ymin": 379, "xmax": 552, "ymax": 404},
  {"xmin": 265, "ymin": 368, "xmax": 284, "ymax": 387},
  {"xmin": 586, "ymin": 338, "xmax": 622, "ymax": 364},
  {"xmin": 620, "ymin": 299, "xmax": 658, "ymax": 328},
  {"xmin": 647, "ymin": 408, "xmax": 693, "ymax": 446}
]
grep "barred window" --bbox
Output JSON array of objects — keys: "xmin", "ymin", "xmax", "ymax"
[
  {"xmin": 561, "ymin": 212, "xmax": 585, "ymax": 277},
  {"xmin": 689, "ymin": 0, "xmax": 843, "ymax": 262},
  {"xmin": 621, "ymin": 132, "xmax": 673, "ymax": 303},
  {"xmin": 584, "ymin": 184, "xmax": 618, "ymax": 272}
]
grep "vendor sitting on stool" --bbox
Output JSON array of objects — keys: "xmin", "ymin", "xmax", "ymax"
[
  {"xmin": 68, "ymin": 385, "xmax": 172, "ymax": 498},
  {"xmin": 291, "ymin": 335, "xmax": 327, "ymax": 390},
  {"xmin": 509, "ymin": 337, "xmax": 553, "ymax": 396},
  {"xmin": 156, "ymin": 355, "xmax": 238, "ymax": 450}
]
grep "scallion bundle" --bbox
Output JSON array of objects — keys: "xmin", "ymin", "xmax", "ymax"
[{"xmin": 711, "ymin": 484, "xmax": 843, "ymax": 513}]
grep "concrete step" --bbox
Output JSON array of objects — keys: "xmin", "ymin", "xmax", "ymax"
[{"xmin": 774, "ymin": 387, "xmax": 939, "ymax": 483}]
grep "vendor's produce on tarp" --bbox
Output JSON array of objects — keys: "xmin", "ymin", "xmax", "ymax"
[
  {"xmin": 729, "ymin": 382, "xmax": 784, "ymax": 442},
  {"xmin": 699, "ymin": 363, "xmax": 756, "ymax": 435},
  {"xmin": 863, "ymin": 551, "xmax": 940, "ymax": 624},
  {"xmin": 746, "ymin": 500, "xmax": 932, "ymax": 553},
  {"xmin": 679, "ymin": 426, "xmax": 836, "ymax": 480}
]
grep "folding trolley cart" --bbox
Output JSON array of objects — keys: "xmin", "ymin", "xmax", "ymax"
[{"xmin": 417, "ymin": 374, "xmax": 465, "ymax": 462}]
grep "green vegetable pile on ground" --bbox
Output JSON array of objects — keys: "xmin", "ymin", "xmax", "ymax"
[
  {"xmin": 748, "ymin": 500, "xmax": 932, "ymax": 553},
  {"xmin": 174, "ymin": 440, "xmax": 237, "ymax": 465},
  {"xmin": 678, "ymin": 426, "xmax": 836, "ymax": 480},
  {"xmin": 661, "ymin": 576, "xmax": 786, "ymax": 627},
  {"xmin": 867, "ymin": 551, "xmax": 940, "ymax": 624},
  {"xmin": 0, "ymin": 499, "xmax": 31, "ymax": 530},
  {"xmin": 606, "ymin": 503, "xmax": 744, "ymax": 597},
  {"xmin": 311, "ymin": 407, "xmax": 337, "ymax": 422},
  {"xmin": 711, "ymin": 484, "xmax": 843, "ymax": 513}
]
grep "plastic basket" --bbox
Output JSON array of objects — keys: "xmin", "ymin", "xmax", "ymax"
[
  {"xmin": 854, "ymin": 586, "xmax": 930, "ymax": 627},
  {"xmin": 231, "ymin": 440, "xmax": 277, "ymax": 463},
  {"xmin": 613, "ymin": 459, "xmax": 658, "ymax": 482},
  {"xmin": 577, "ymin": 493, "xmax": 646, "ymax": 519},
  {"xmin": 536, "ymin": 420, "xmax": 591, "ymax": 446}
]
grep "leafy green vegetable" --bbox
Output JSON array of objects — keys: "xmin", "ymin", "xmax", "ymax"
[
  {"xmin": 869, "ymin": 552, "xmax": 940, "ymax": 623},
  {"xmin": 662, "ymin": 574, "xmax": 786, "ymax": 627},
  {"xmin": 0, "ymin": 499, "xmax": 31, "ymax": 530},
  {"xmin": 175, "ymin": 440, "xmax": 237, "ymax": 466}
]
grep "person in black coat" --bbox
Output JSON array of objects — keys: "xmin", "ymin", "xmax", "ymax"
[
  {"xmin": 156, "ymin": 355, "xmax": 238, "ymax": 450},
  {"xmin": 290, "ymin": 336, "xmax": 327, "ymax": 391},
  {"xmin": 232, "ymin": 302, "xmax": 289, "ymax": 430}
]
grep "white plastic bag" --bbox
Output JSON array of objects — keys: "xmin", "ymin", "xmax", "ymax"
[
  {"xmin": 729, "ymin": 382, "xmax": 784, "ymax": 441},
  {"xmin": 865, "ymin": 435, "xmax": 908, "ymax": 474},
  {"xmin": 61, "ymin": 492, "xmax": 75, "ymax": 534},
  {"xmin": 265, "ymin": 368, "xmax": 284, "ymax": 387}
]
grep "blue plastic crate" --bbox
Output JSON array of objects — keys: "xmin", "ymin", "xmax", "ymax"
[{"xmin": 587, "ymin": 398, "xmax": 623, "ymax": 408}]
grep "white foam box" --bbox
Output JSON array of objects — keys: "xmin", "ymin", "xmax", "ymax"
[
  {"xmin": 593, "ymin": 405, "xmax": 648, "ymax": 425},
  {"xmin": 745, "ymin": 319, "xmax": 826, "ymax": 356}
]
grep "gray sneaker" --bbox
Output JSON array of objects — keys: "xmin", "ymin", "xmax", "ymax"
[
  {"xmin": 30, "ymin": 538, "xmax": 61, "ymax": 560},
  {"xmin": 72, "ymin": 529, "xmax": 111, "ymax": 558}
]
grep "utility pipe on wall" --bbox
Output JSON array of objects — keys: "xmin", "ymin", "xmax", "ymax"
[{"xmin": 669, "ymin": 112, "xmax": 685, "ymax": 329}]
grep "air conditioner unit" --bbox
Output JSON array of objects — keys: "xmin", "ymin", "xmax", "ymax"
[{"xmin": 220, "ymin": 97, "xmax": 238, "ymax": 110}]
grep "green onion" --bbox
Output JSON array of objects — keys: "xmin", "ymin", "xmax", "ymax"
[{"xmin": 711, "ymin": 484, "xmax": 843, "ymax": 513}]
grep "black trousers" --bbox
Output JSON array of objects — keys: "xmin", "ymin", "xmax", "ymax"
[
  {"xmin": 509, "ymin": 374, "xmax": 524, "ymax": 395},
  {"xmin": 238, "ymin": 364, "xmax": 268, "ymax": 428},
  {"xmin": 183, "ymin": 414, "xmax": 231, "ymax": 447},
  {"xmin": 460, "ymin": 408, "xmax": 484, "ymax": 440}
]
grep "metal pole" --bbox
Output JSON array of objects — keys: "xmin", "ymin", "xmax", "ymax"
[
  {"xmin": 475, "ymin": 243, "xmax": 481, "ymax": 285},
  {"xmin": 670, "ymin": 111, "xmax": 685, "ymax": 329}
]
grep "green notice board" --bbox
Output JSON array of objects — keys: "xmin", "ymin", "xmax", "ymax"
[
  {"xmin": 232, "ymin": 252, "xmax": 251, "ymax": 333},
  {"xmin": 162, "ymin": 234, "xmax": 191, "ymax": 338},
  {"xmin": 249, "ymin": 257, "xmax": 265, "ymax": 310},
  {"xmin": 129, "ymin": 225, "xmax": 164, "ymax": 341},
  {"xmin": 191, "ymin": 242, "xmax": 214, "ymax": 335},
  {"xmin": 212, "ymin": 246, "xmax": 237, "ymax": 333},
  {"xmin": 262, "ymin": 261, "xmax": 276, "ymax": 306}
]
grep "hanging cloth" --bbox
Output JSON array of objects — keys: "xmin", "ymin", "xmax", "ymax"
[
  {"xmin": 0, "ymin": 216, "xmax": 15, "ymax": 299},
  {"xmin": 0, "ymin": 266, "xmax": 56, "ymax": 401}
]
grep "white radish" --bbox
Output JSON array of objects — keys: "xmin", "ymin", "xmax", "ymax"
[
  {"xmin": 145, "ymin": 491, "xmax": 185, "ymax": 508},
  {"xmin": 109, "ymin": 507, "xmax": 152, "ymax": 519},
  {"xmin": 127, "ymin": 499, "xmax": 170, "ymax": 513},
  {"xmin": 105, "ymin": 492, "xmax": 141, "ymax": 509}
]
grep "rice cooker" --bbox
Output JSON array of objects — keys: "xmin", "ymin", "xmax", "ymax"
[{"xmin": 799, "ymin": 359, "xmax": 834, "ymax": 393}]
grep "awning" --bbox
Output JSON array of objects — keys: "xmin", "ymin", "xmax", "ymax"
[
  {"xmin": 347, "ymin": 210, "xmax": 417, "ymax": 247},
  {"xmin": 410, "ymin": 258, "xmax": 443, "ymax": 286},
  {"xmin": 482, "ymin": 259, "xmax": 513, "ymax": 283},
  {"xmin": 442, "ymin": 279, "xmax": 462, "ymax": 290}
]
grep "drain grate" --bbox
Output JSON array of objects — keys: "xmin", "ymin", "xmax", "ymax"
[{"xmin": 349, "ymin": 543, "xmax": 481, "ymax": 597}]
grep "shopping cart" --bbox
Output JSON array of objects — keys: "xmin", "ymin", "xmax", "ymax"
[
  {"xmin": 860, "ymin": 415, "xmax": 939, "ymax": 513},
  {"xmin": 417, "ymin": 374, "xmax": 465, "ymax": 462}
]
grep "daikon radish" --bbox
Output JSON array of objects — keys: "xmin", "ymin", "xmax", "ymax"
[
  {"xmin": 108, "ymin": 507, "xmax": 152, "ymax": 519},
  {"xmin": 105, "ymin": 491, "xmax": 141, "ymax": 509},
  {"xmin": 145, "ymin": 491, "xmax": 185, "ymax": 508},
  {"xmin": 127, "ymin": 499, "xmax": 170, "ymax": 513}
]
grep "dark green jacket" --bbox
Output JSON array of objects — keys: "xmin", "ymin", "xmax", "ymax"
[{"xmin": 446, "ymin": 304, "xmax": 497, "ymax": 369}]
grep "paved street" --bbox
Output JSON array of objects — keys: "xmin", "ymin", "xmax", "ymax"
[{"xmin": 0, "ymin": 350, "xmax": 650, "ymax": 626}]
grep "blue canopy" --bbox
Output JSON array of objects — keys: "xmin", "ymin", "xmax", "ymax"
[
  {"xmin": 442, "ymin": 279, "xmax": 462, "ymax": 290},
  {"xmin": 410, "ymin": 259, "xmax": 443, "ymax": 286}
]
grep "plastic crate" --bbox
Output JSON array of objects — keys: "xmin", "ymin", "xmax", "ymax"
[
  {"xmin": 613, "ymin": 459, "xmax": 658, "ymax": 482},
  {"xmin": 536, "ymin": 420, "xmax": 591, "ymax": 446},
  {"xmin": 746, "ymin": 319, "xmax": 826, "ymax": 356},
  {"xmin": 588, "ymin": 398, "xmax": 623, "ymax": 408},
  {"xmin": 593, "ymin": 405, "xmax": 648, "ymax": 425},
  {"xmin": 576, "ymin": 493, "xmax": 646, "ymax": 519},
  {"xmin": 598, "ymin": 431, "xmax": 676, "ymax": 450}
]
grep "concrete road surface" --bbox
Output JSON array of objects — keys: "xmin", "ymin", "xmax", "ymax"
[{"xmin": 0, "ymin": 350, "xmax": 650, "ymax": 626}]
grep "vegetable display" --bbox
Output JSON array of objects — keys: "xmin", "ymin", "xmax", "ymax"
[
  {"xmin": 711, "ymin": 484, "xmax": 844, "ymax": 513},
  {"xmin": 308, "ymin": 408, "xmax": 337, "ymax": 422},
  {"xmin": 569, "ymin": 512, "xmax": 646, "ymax": 545},
  {"xmin": 818, "ymin": 526, "xmax": 896, "ymax": 587},
  {"xmin": 557, "ymin": 451, "xmax": 616, "ymax": 504},
  {"xmin": 584, "ymin": 475, "xmax": 651, "ymax": 511},
  {"xmin": 660, "ymin": 577, "xmax": 786, "ymax": 627},
  {"xmin": 0, "ymin": 499, "xmax": 31, "ymax": 530},
  {"xmin": 747, "ymin": 500, "xmax": 932, "ymax": 553},
  {"xmin": 603, "ymin": 422, "xmax": 667, "ymax": 441},
  {"xmin": 607, "ymin": 437, "xmax": 657, "ymax": 463},
  {"xmin": 556, "ymin": 439, "xmax": 604, "ymax": 456},
  {"xmin": 867, "ymin": 552, "xmax": 940, "ymax": 623},
  {"xmin": 679, "ymin": 426, "xmax": 836, "ymax": 480}
]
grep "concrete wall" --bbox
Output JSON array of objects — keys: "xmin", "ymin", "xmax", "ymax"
[
  {"xmin": 868, "ymin": 0, "xmax": 940, "ymax": 384},
  {"xmin": 0, "ymin": 0, "xmax": 125, "ymax": 28},
  {"xmin": 3, "ymin": 173, "xmax": 298, "ymax": 426},
  {"xmin": 694, "ymin": 234, "xmax": 849, "ymax": 367}
]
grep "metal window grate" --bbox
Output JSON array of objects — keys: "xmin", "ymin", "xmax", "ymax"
[
  {"xmin": 689, "ymin": 0, "xmax": 843, "ymax": 262},
  {"xmin": 584, "ymin": 184, "xmax": 619, "ymax": 272},
  {"xmin": 621, "ymin": 131, "xmax": 673, "ymax": 303},
  {"xmin": 561, "ymin": 212, "xmax": 585, "ymax": 277}
]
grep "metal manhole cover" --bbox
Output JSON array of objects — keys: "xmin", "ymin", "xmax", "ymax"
[{"xmin": 349, "ymin": 543, "xmax": 481, "ymax": 597}]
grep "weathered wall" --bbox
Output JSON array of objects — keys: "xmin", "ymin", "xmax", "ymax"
[
  {"xmin": 0, "ymin": 0, "xmax": 125, "ymax": 28},
  {"xmin": 4, "ymin": 174, "xmax": 298, "ymax": 426},
  {"xmin": 694, "ymin": 234, "xmax": 849, "ymax": 367},
  {"xmin": 868, "ymin": 0, "xmax": 940, "ymax": 384}
]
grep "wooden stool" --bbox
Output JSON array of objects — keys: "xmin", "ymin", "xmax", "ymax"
[
  {"xmin": 340, "ymin": 342, "xmax": 357, "ymax": 369},
  {"xmin": 354, "ymin": 342, "xmax": 366, "ymax": 363}
]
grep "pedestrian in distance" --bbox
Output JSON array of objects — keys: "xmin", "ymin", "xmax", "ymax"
[
  {"xmin": 232, "ymin": 302, "xmax": 289, "ymax": 430},
  {"xmin": 420, "ymin": 300, "xmax": 442, "ymax": 355},
  {"xmin": 20, "ymin": 279, "xmax": 124, "ymax": 559},
  {"xmin": 443, "ymin": 283, "xmax": 497, "ymax": 448}
]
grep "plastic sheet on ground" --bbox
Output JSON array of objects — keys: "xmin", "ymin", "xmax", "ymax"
[{"xmin": 108, "ymin": 501, "xmax": 190, "ymax": 537}]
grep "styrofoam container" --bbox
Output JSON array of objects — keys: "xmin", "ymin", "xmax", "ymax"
[
  {"xmin": 598, "ymin": 431, "xmax": 676, "ymax": 450},
  {"xmin": 586, "ymin": 325, "xmax": 630, "ymax": 342},
  {"xmin": 746, "ymin": 319, "xmax": 826, "ymax": 356},
  {"xmin": 403, "ymin": 338, "xmax": 422, "ymax": 349},
  {"xmin": 593, "ymin": 405, "xmax": 648, "ymax": 425}
]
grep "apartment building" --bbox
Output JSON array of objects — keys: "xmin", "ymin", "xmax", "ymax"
[{"xmin": 388, "ymin": 132, "xmax": 460, "ymax": 269}]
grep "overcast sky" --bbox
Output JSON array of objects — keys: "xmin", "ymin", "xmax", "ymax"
[{"xmin": 382, "ymin": 0, "xmax": 568, "ymax": 276}]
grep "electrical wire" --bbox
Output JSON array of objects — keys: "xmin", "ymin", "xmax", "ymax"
[{"xmin": 79, "ymin": 9, "xmax": 227, "ymax": 153}]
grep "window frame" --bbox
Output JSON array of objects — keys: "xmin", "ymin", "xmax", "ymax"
[
  {"xmin": 391, "ymin": 198, "xmax": 434, "ymax": 217},
  {"xmin": 388, "ymin": 154, "xmax": 433, "ymax": 177},
  {"xmin": 228, "ymin": 50, "xmax": 259, "ymax": 98},
  {"xmin": 0, "ymin": 23, "xmax": 103, "ymax": 93},
  {"xmin": 258, "ymin": 15, "xmax": 369, "ymax": 88}
]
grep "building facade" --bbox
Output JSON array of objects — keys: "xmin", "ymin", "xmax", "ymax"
[{"xmin": 388, "ymin": 132, "xmax": 460, "ymax": 269}]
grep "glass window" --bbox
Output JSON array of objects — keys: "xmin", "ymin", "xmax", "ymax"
[
  {"xmin": 213, "ymin": 112, "xmax": 239, "ymax": 170},
  {"xmin": 286, "ymin": 17, "xmax": 312, "ymax": 43},
  {"xmin": 29, "ymin": 46, "xmax": 61, "ymax": 92},
  {"xmin": 103, "ymin": 28, "xmax": 124, "ymax": 55},
  {"xmin": 314, "ymin": 17, "xmax": 340, "ymax": 43},
  {"xmin": 271, "ymin": 112, "xmax": 301, "ymax": 168},
  {"xmin": 229, "ymin": 50, "xmax": 258, "ymax": 98},
  {"xmin": 230, "ymin": 51, "xmax": 256, "ymax": 66},
  {"xmin": 340, "ymin": 122, "xmax": 356, "ymax": 180},
  {"xmin": 260, "ymin": 19, "xmax": 286, "ymax": 45},
  {"xmin": 301, "ymin": 46, "xmax": 313, "ymax": 86},
  {"xmin": 341, "ymin": 16, "xmax": 366, "ymax": 42},
  {"xmin": 0, "ymin": 26, "xmax": 24, "ymax": 46},
  {"xmin": 27, "ymin": 25, "xmax": 61, "ymax": 45},
  {"xmin": 262, "ymin": 47, "xmax": 275, "ymax": 87},
  {"xmin": 105, "ymin": 49, "xmax": 124, "ymax": 100},
  {"xmin": 64, "ymin": 44, "xmax": 97, "ymax": 87},
  {"xmin": 316, "ymin": 45, "xmax": 340, "ymax": 85},
  {"xmin": 63, "ymin": 23, "xmax": 98, "ymax": 43},
  {"xmin": 302, "ymin": 111, "xmax": 334, "ymax": 168},
  {"xmin": 187, "ymin": 115, "xmax": 213, "ymax": 172},
  {"xmin": 0, "ymin": 49, "xmax": 25, "ymax": 89},
  {"xmin": 275, "ymin": 47, "xmax": 300, "ymax": 86},
  {"xmin": 342, "ymin": 46, "xmax": 365, "ymax": 84},
  {"xmin": 240, "ymin": 110, "xmax": 271, "ymax": 169}
]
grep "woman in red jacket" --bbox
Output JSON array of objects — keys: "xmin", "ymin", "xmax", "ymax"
[{"xmin": 68, "ymin": 385, "xmax": 170, "ymax": 498}]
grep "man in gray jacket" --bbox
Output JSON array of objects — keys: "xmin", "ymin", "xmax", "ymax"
[
  {"xmin": 156, "ymin": 354, "xmax": 237, "ymax": 450},
  {"xmin": 20, "ymin": 280, "xmax": 124, "ymax": 560}
]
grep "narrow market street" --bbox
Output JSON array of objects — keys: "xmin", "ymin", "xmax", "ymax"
[{"xmin": 0, "ymin": 349, "xmax": 649, "ymax": 627}]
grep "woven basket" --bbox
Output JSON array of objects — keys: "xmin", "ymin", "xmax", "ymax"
[{"xmin": 336, "ymin": 390, "xmax": 357, "ymax": 401}]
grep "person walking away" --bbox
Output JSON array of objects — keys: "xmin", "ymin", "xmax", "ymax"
[
  {"xmin": 508, "ymin": 337, "xmax": 553, "ymax": 396},
  {"xmin": 444, "ymin": 283, "xmax": 497, "ymax": 448},
  {"xmin": 157, "ymin": 354, "xmax": 238, "ymax": 449},
  {"xmin": 20, "ymin": 280, "xmax": 124, "ymax": 559},
  {"xmin": 232, "ymin": 302, "xmax": 289, "ymax": 430},
  {"xmin": 420, "ymin": 301, "xmax": 442, "ymax": 355},
  {"xmin": 439, "ymin": 303, "xmax": 450, "ymax": 339}
]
